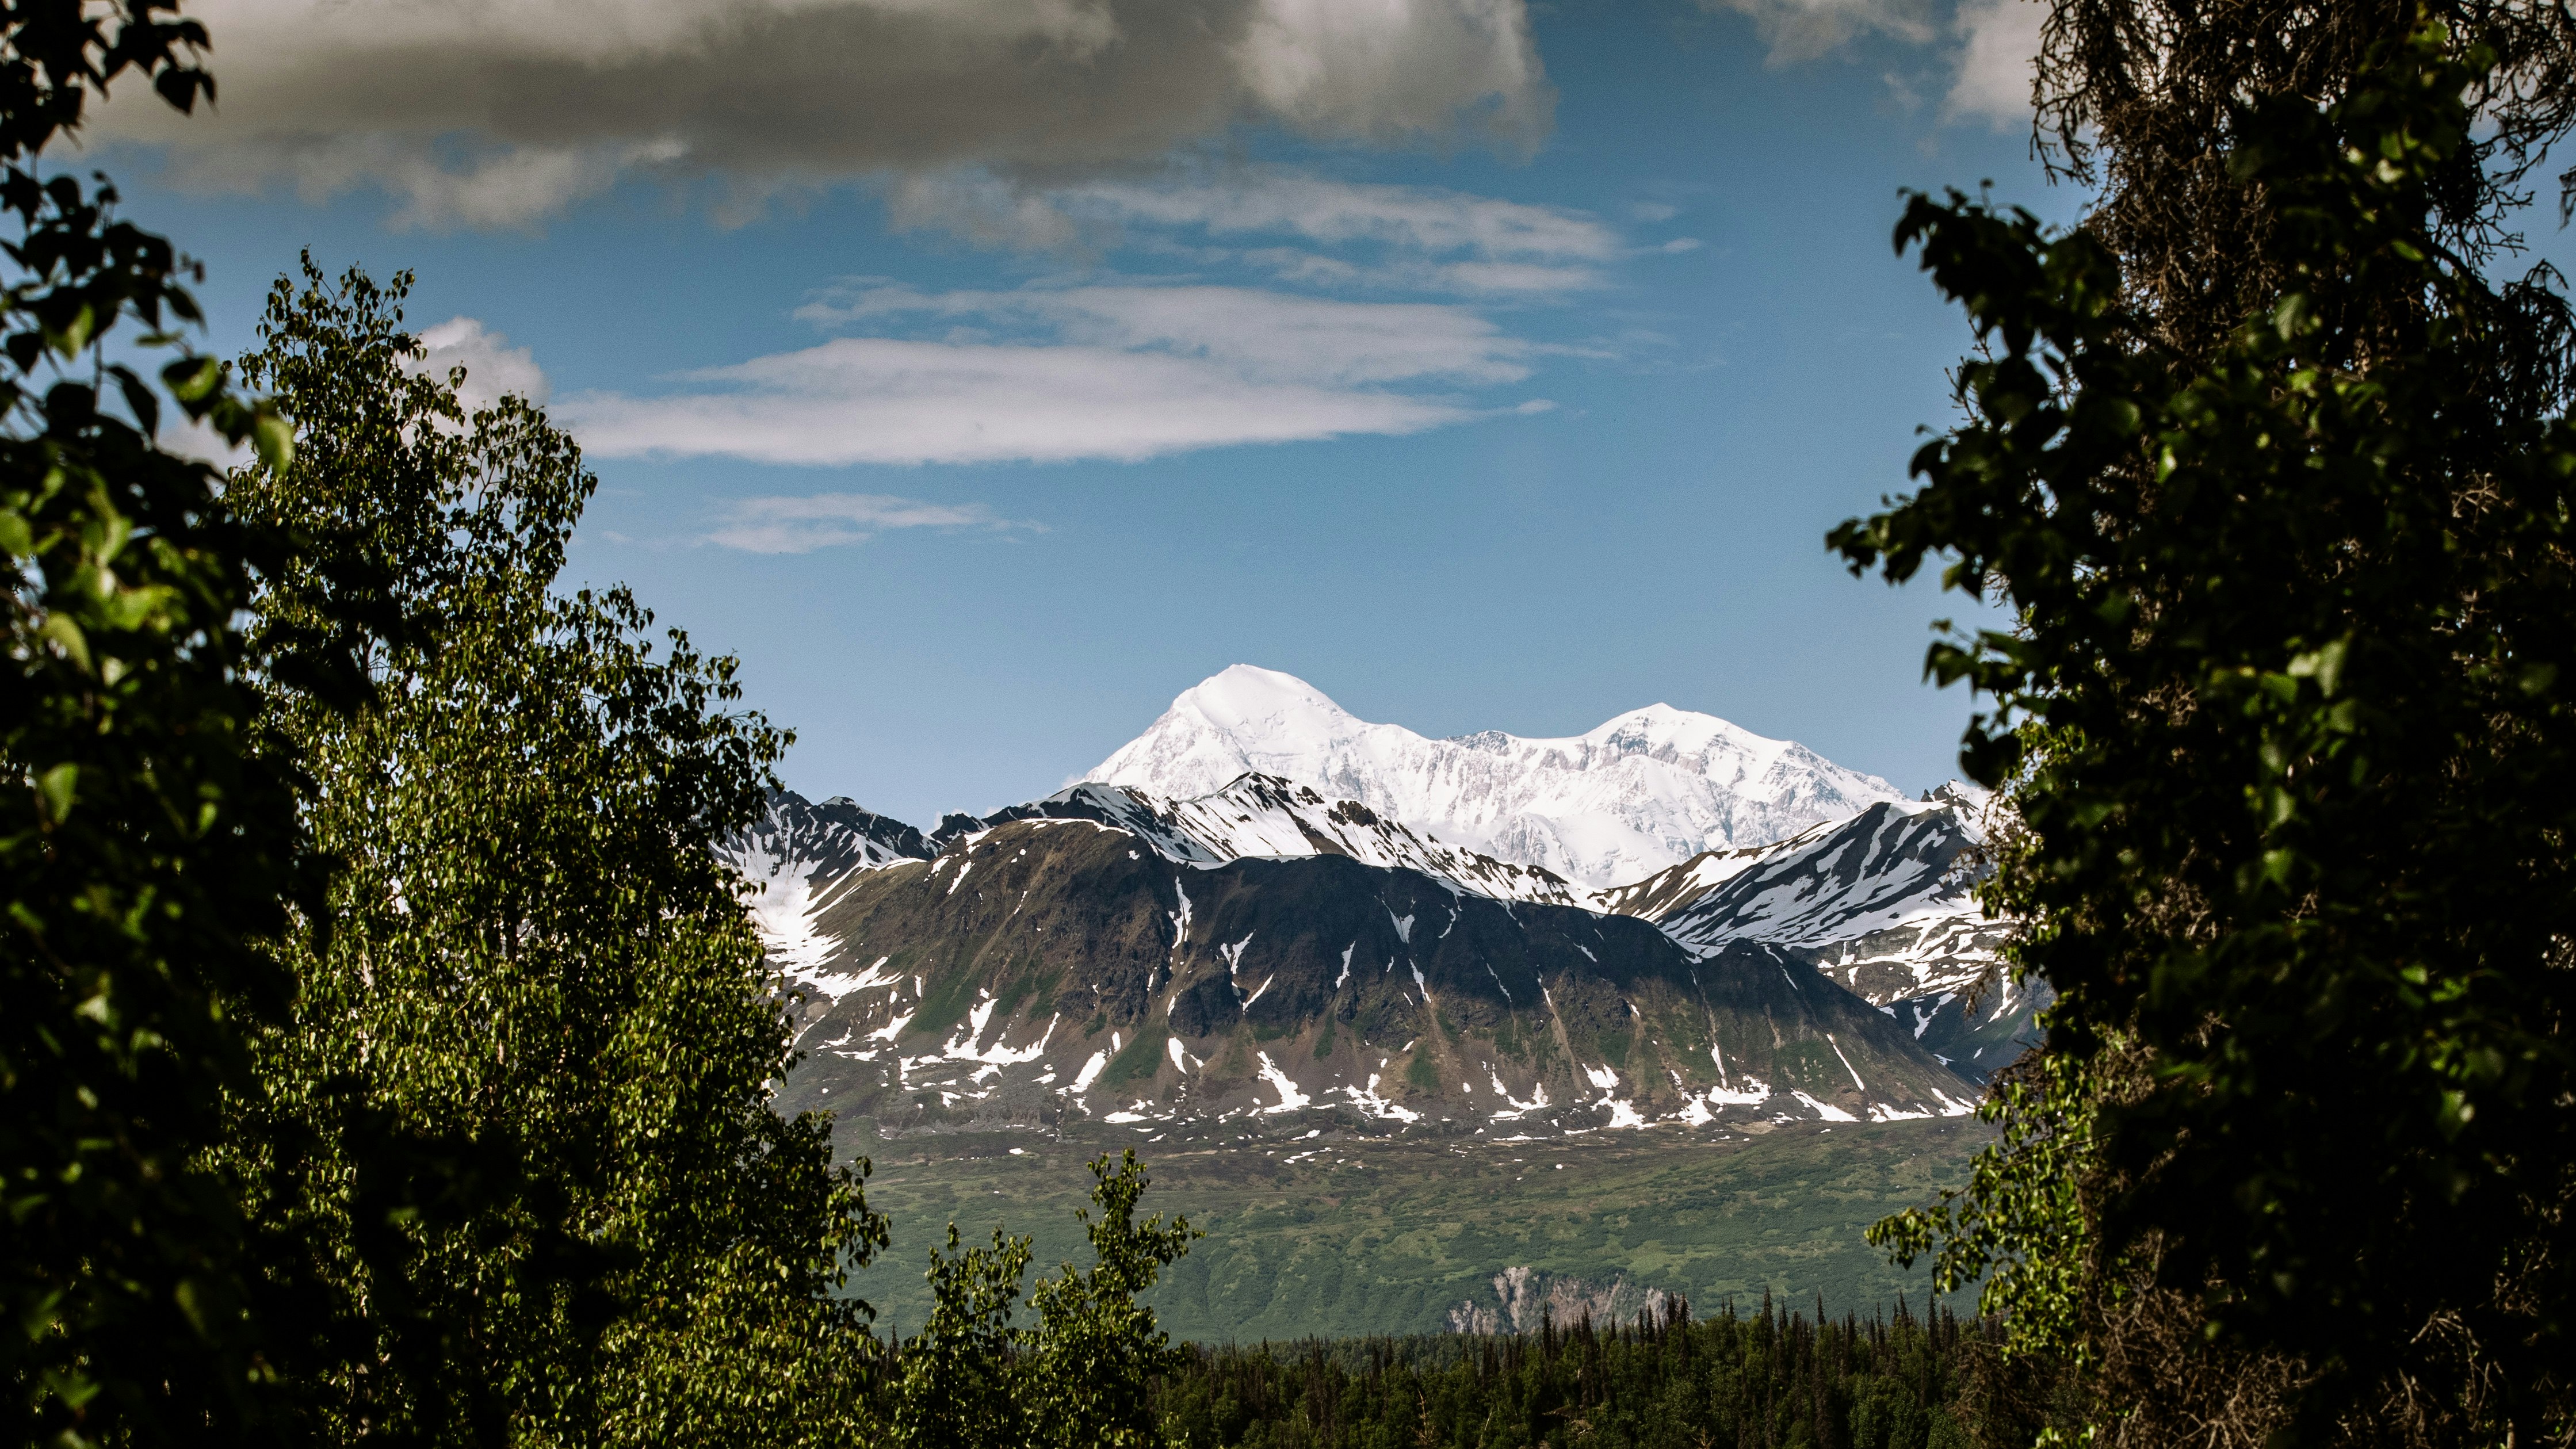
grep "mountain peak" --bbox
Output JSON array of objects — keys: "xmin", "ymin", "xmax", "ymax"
[
  {"xmin": 1087, "ymin": 667, "xmax": 1905, "ymax": 888},
  {"xmin": 1168, "ymin": 665, "xmax": 1360, "ymax": 740}
]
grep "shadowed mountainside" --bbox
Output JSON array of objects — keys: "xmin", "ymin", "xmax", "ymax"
[{"xmin": 769, "ymin": 813, "xmax": 1978, "ymax": 1145}]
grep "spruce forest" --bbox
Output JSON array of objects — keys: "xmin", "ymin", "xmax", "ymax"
[
  {"xmin": 1155, "ymin": 1300, "xmax": 1994, "ymax": 1449},
  {"xmin": 2, "ymin": 1, "xmax": 2571, "ymax": 1447}
]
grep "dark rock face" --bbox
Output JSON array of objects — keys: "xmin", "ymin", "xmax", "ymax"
[
  {"xmin": 767, "ymin": 819, "xmax": 1981, "ymax": 1144},
  {"xmin": 722, "ymin": 790, "xmax": 932, "ymax": 885}
]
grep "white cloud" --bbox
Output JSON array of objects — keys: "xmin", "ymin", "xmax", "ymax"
[
  {"xmin": 1073, "ymin": 174, "xmax": 1617, "ymax": 263},
  {"xmin": 1700, "ymin": 0, "xmax": 1935, "ymax": 64},
  {"xmin": 707, "ymin": 492, "xmax": 1030, "ymax": 553},
  {"xmin": 792, "ymin": 284, "xmax": 1537, "ymax": 385},
  {"xmin": 1694, "ymin": 0, "xmax": 2044, "ymax": 117},
  {"xmin": 157, "ymin": 314, "xmax": 549, "ymax": 462},
  {"xmin": 95, "ymin": 0, "xmax": 1550, "ymax": 230},
  {"xmin": 562, "ymin": 338, "xmax": 1473, "ymax": 467},
  {"xmin": 561, "ymin": 283, "xmax": 1542, "ymax": 466},
  {"xmin": 1944, "ymin": 0, "xmax": 2046, "ymax": 125},
  {"xmin": 412, "ymin": 317, "xmax": 552, "ymax": 411},
  {"xmin": 1232, "ymin": 0, "xmax": 1545, "ymax": 140},
  {"xmin": 875, "ymin": 169, "xmax": 1621, "ymax": 292}
]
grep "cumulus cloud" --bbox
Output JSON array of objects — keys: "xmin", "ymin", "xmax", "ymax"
[
  {"xmin": 412, "ymin": 316, "xmax": 552, "ymax": 411},
  {"xmin": 94, "ymin": 0, "xmax": 1551, "ymax": 230},
  {"xmin": 1944, "ymin": 0, "xmax": 2046, "ymax": 125},
  {"xmin": 560, "ymin": 283, "xmax": 1542, "ymax": 465},
  {"xmin": 1691, "ymin": 0, "xmax": 2042, "ymax": 118},
  {"xmin": 708, "ymin": 492, "xmax": 1032, "ymax": 553}
]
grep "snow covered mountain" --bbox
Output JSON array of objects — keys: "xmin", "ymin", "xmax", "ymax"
[
  {"xmin": 1086, "ymin": 666, "xmax": 1907, "ymax": 889},
  {"xmin": 766, "ymin": 810, "xmax": 1980, "ymax": 1144},
  {"xmin": 936, "ymin": 773, "xmax": 1584, "ymax": 906},
  {"xmin": 723, "ymin": 770, "xmax": 1585, "ymax": 1016},
  {"xmin": 1591, "ymin": 783, "xmax": 2043, "ymax": 1077},
  {"xmin": 717, "ymin": 670, "xmax": 2048, "ymax": 1141}
]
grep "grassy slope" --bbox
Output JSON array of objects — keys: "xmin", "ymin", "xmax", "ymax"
[{"xmin": 840, "ymin": 1117, "xmax": 1986, "ymax": 1344}]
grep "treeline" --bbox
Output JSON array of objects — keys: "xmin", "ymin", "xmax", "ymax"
[{"xmin": 1154, "ymin": 1298, "xmax": 2032, "ymax": 1449}]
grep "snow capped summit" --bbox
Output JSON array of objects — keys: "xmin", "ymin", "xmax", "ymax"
[{"xmin": 1085, "ymin": 665, "xmax": 1908, "ymax": 888}]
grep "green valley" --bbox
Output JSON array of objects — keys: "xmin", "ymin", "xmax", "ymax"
[{"xmin": 842, "ymin": 1116, "xmax": 1985, "ymax": 1344}]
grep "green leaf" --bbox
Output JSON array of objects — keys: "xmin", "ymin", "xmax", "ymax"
[
  {"xmin": 37, "ymin": 614, "xmax": 92, "ymax": 674},
  {"xmin": 36, "ymin": 764, "xmax": 77, "ymax": 825},
  {"xmin": 164, "ymin": 355, "xmax": 223, "ymax": 404},
  {"xmin": 252, "ymin": 410, "xmax": 296, "ymax": 472}
]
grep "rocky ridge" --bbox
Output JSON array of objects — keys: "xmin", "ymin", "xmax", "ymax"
[
  {"xmin": 765, "ymin": 811, "xmax": 1980, "ymax": 1144},
  {"xmin": 1588, "ymin": 783, "xmax": 2043, "ymax": 1076}
]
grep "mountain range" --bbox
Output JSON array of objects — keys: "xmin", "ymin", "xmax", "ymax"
[{"xmin": 723, "ymin": 668, "xmax": 2044, "ymax": 1150}]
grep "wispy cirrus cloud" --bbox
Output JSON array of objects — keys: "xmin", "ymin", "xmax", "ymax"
[
  {"xmin": 791, "ymin": 284, "xmax": 1543, "ymax": 385},
  {"xmin": 1070, "ymin": 173, "xmax": 1620, "ymax": 271},
  {"xmin": 708, "ymin": 492, "xmax": 1037, "ymax": 553},
  {"xmin": 559, "ymin": 282, "xmax": 1557, "ymax": 467},
  {"xmin": 883, "ymin": 169, "xmax": 1638, "ymax": 293},
  {"xmin": 1699, "ymin": 0, "xmax": 1935, "ymax": 64}
]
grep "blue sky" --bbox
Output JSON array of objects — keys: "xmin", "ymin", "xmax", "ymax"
[{"xmin": 98, "ymin": 0, "xmax": 2086, "ymax": 825}]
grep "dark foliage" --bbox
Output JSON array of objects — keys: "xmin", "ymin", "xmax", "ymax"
[
  {"xmin": 1848, "ymin": 24, "xmax": 2576, "ymax": 1448},
  {"xmin": 1153, "ymin": 1297, "xmax": 2004, "ymax": 1449},
  {"xmin": 224, "ymin": 259, "xmax": 891, "ymax": 1445},
  {"xmin": 0, "ymin": 3, "xmax": 315, "ymax": 1442},
  {"xmin": 886, "ymin": 1150, "xmax": 1197, "ymax": 1449},
  {"xmin": 2032, "ymin": 0, "xmax": 2576, "ymax": 365}
]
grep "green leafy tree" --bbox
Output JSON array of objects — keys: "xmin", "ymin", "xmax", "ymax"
[
  {"xmin": 893, "ymin": 1150, "xmax": 1195, "ymax": 1449},
  {"xmin": 1021, "ymin": 1150, "xmax": 1200, "ymax": 1449},
  {"xmin": 0, "ymin": 3, "xmax": 318, "ymax": 1442},
  {"xmin": 220, "ymin": 260, "xmax": 888, "ymax": 1445},
  {"xmin": 892, "ymin": 1227, "xmax": 1034, "ymax": 1449},
  {"xmin": 1849, "ymin": 26, "xmax": 2576, "ymax": 1447}
]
